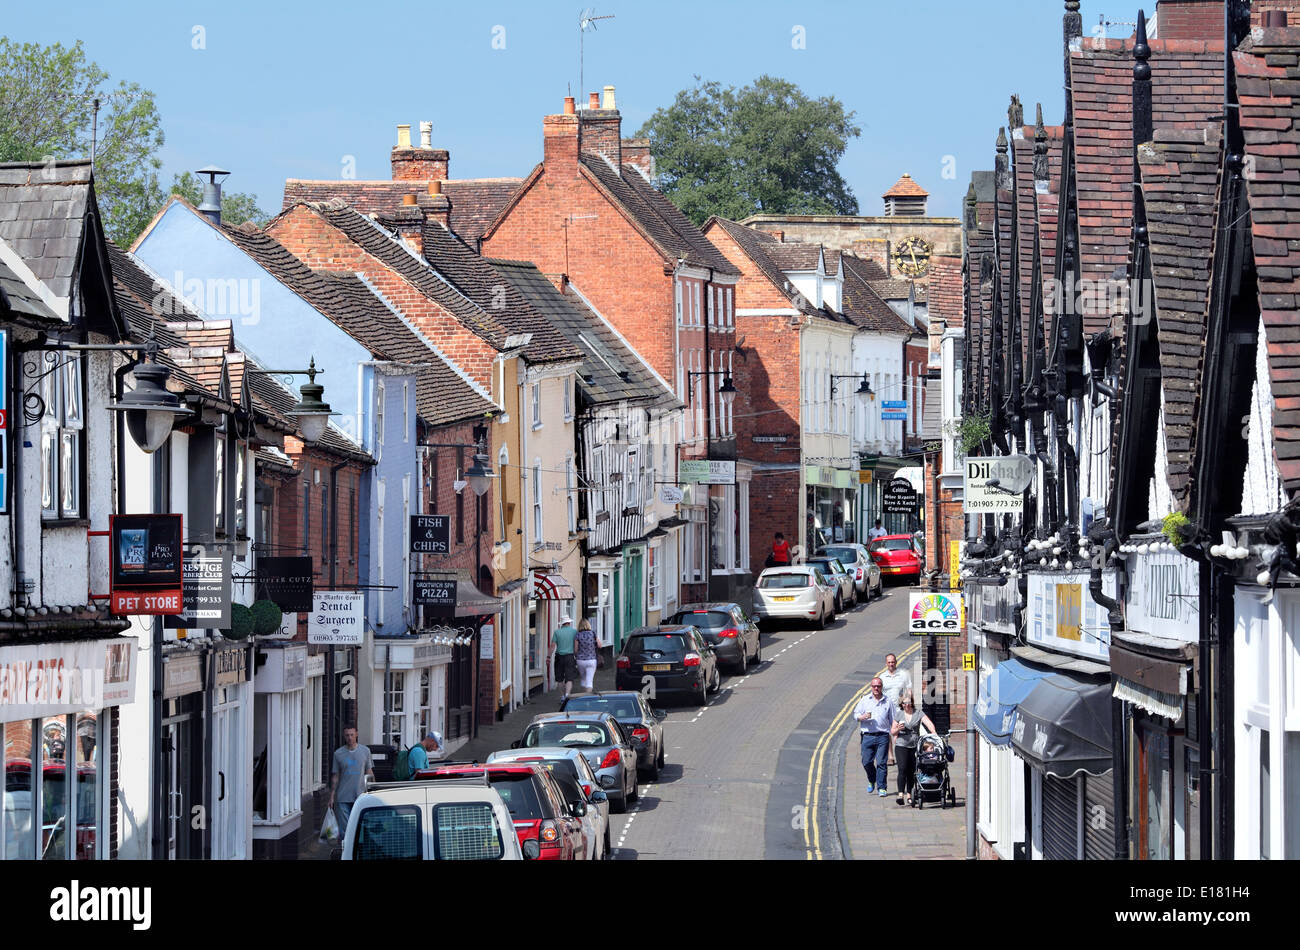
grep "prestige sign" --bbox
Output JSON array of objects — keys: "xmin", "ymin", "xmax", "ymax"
[
  {"xmin": 410, "ymin": 515, "xmax": 450, "ymax": 555},
  {"xmin": 308, "ymin": 591, "xmax": 365, "ymax": 645},
  {"xmin": 163, "ymin": 553, "xmax": 232, "ymax": 630},
  {"xmin": 109, "ymin": 514, "xmax": 184, "ymax": 615}
]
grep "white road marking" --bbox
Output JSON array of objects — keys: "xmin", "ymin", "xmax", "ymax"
[{"xmin": 614, "ymin": 782, "xmax": 654, "ymax": 852}]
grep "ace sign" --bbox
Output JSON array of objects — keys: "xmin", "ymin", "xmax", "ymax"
[{"xmin": 908, "ymin": 592, "xmax": 963, "ymax": 636}]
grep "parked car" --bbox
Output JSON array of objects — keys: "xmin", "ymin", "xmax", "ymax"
[
  {"xmin": 561, "ymin": 690, "xmax": 667, "ymax": 780},
  {"xmin": 421, "ymin": 762, "xmax": 587, "ymax": 860},
  {"xmin": 664, "ymin": 603, "xmax": 762, "ymax": 673},
  {"xmin": 816, "ymin": 543, "xmax": 882, "ymax": 601},
  {"xmin": 616, "ymin": 625, "xmax": 721, "ymax": 706},
  {"xmin": 514, "ymin": 711, "xmax": 639, "ymax": 814},
  {"xmin": 869, "ymin": 534, "xmax": 923, "ymax": 583},
  {"xmin": 752, "ymin": 564, "xmax": 838, "ymax": 628},
  {"xmin": 804, "ymin": 556, "xmax": 856, "ymax": 611},
  {"xmin": 486, "ymin": 746, "xmax": 612, "ymax": 859},
  {"xmin": 338, "ymin": 780, "xmax": 529, "ymax": 860}
]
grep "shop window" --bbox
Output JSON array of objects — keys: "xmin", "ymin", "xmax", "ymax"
[
  {"xmin": 40, "ymin": 355, "xmax": 84, "ymax": 520},
  {"xmin": 647, "ymin": 544, "xmax": 661, "ymax": 610},
  {"xmin": 384, "ymin": 672, "xmax": 407, "ymax": 748},
  {"xmin": 418, "ymin": 669, "xmax": 432, "ymax": 740}
]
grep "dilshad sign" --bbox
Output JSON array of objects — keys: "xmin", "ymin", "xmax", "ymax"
[{"xmin": 109, "ymin": 514, "xmax": 184, "ymax": 615}]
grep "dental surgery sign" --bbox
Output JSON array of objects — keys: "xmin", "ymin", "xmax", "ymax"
[
  {"xmin": 308, "ymin": 591, "xmax": 364, "ymax": 645},
  {"xmin": 908, "ymin": 592, "xmax": 963, "ymax": 636}
]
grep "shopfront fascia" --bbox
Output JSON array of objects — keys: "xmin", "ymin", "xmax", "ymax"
[
  {"xmin": 804, "ymin": 465, "xmax": 859, "ymax": 549},
  {"xmin": 370, "ymin": 635, "xmax": 453, "ymax": 752}
]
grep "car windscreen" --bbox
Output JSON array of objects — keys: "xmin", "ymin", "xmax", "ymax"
[
  {"xmin": 758, "ymin": 572, "xmax": 811, "ymax": 589},
  {"xmin": 871, "ymin": 539, "xmax": 914, "ymax": 551},
  {"xmin": 822, "ymin": 547, "xmax": 859, "ymax": 564},
  {"xmin": 626, "ymin": 634, "xmax": 688, "ymax": 653},
  {"xmin": 806, "ymin": 559, "xmax": 842, "ymax": 574},
  {"xmin": 564, "ymin": 695, "xmax": 643, "ymax": 719},
  {"xmin": 486, "ymin": 774, "xmax": 545, "ymax": 820},
  {"xmin": 667, "ymin": 610, "xmax": 730, "ymax": 630},
  {"xmin": 524, "ymin": 721, "xmax": 613, "ymax": 748}
]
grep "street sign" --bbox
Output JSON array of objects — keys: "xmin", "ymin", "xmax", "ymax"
[
  {"xmin": 678, "ymin": 459, "xmax": 735, "ymax": 484},
  {"xmin": 109, "ymin": 514, "xmax": 184, "ymax": 615},
  {"xmin": 751, "ymin": 434, "xmax": 789, "ymax": 444},
  {"xmin": 963, "ymin": 457, "xmax": 1030, "ymax": 512},
  {"xmin": 257, "ymin": 556, "xmax": 314, "ymax": 612},
  {"xmin": 414, "ymin": 578, "xmax": 457, "ymax": 616},
  {"xmin": 410, "ymin": 515, "xmax": 450, "ymax": 554},
  {"xmin": 908, "ymin": 592, "xmax": 963, "ymax": 636},
  {"xmin": 882, "ymin": 477, "xmax": 919, "ymax": 514},
  {"xmin": 164, "ymin": 553, "xmax": 232, "ymax": 630},
  {"xmin": 308, "ymin": 591, "xmax": 365, "ymax": 644}
]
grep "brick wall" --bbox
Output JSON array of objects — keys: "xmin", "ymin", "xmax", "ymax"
[
  {"xmin": 749, "ymin": 469, "xmax": 801, "ymax": 575},
  {"xmin": 268, "ymin": 205, "xmax": 499, "ymax": 386},
  {"xmin": 928, "ymin": 255, "xmax": 964, "ymax": 329}
]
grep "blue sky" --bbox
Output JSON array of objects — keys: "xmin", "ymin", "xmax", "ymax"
[{"xmin": 5, "ymin": 0, "xmax": 1085, "ymax": 219}]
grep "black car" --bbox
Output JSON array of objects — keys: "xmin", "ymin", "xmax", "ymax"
[
  {"xmin": 664, "ymin": 603, "xmax": 762, "ymax": 673},
  {"xmin": 562, "ymin": 691, "xmax": 667, "ymax": 780},
  {"xmin": 616, "ymin": 625, "xmax": 720, "ymax": 706}
]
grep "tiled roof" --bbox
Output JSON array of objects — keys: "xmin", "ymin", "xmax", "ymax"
[
  {"xmin": 764, "ymin": 242, "xmax": 822, "ymax": 272},
  {"xmin": 824, "ymin": 249, "xmax": 841, "ymax": 277},
  {"xmin": 0, "ymin": 241, "xmax": 59, "ymax": 323},
  {"xmin": 1068, "ymin": 36, "xmax": 1224, "ymax": 334},
  {"xmin": 577, "ymin": 154, "xmax": 739, "ymax": 274},
  {"xmin": 841, "ymin": 255, "xmax": 914, "ymax": 335},
  {"xmin": 490, "ymin": 259, "xmax": 677, "ymax": 409},
  {"xmin": 1012, "ymin": 130, "xmax": 1039, "ymax": 369},
  {"xmin": 883, "ymin": 173, "xmax": 929, "ymax": 198},
  {"xmin": 705, "ymin": 217, "xmax": 820, "ymax": 316},
  {"xmin": 869, "ymin": 278, "xmax": 927, "ymax": 303},
  {"xmin": 218, "ymin": 223, "xmax": 497, "ymax": 427},
  {"xmin": 927, "ymin": 255, "xmax": 964, "ymax": 330},
  {"xmin": 0, "ymin": 161, "xmax": 93, "ymax": 300},
  {"xmin": 1137, "ymin": 126, "xmax": 1223, "ymax": 502},
  {"xmin": 1236, "ymin": 29, "xmax": 1300, "ymax": 494},
  {"xmin": 281, "ymin": 178, "xmax": 522, "ymax": 245}
]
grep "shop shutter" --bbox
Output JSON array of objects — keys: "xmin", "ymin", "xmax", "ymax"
[
  {"xmin": 1083, "ymin": 771, "xmax": 1116, "ymax": 860},
  {"xmin": 1041, "ymin": 774, "xmax": 1079, "ymax": 859}
]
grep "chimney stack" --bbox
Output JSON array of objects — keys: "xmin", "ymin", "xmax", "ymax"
[
  {"xmin": 545, "ymin": 97, "xmax": 581, "ymax": 175},
  {"xmin": 621, "ymin": 138, "xmax": 656, "ymax": 180},
  {"xmin": 580, "ymin": 83, "xmax": 622, "ymax": 167},
  {"xmin": 391, "ymin": 121, "xmax": 449, "ymax": 181},
  {"xmin": 420, "ymin": 121, "xmax": 433, "ymax": 149},
  {"xmin": 602, "ymin": 85, "xmax": 616, "ymax": 110},
  {"xmin": 563, "ymin": 96, "xmax": 576, "ymax": 115}
]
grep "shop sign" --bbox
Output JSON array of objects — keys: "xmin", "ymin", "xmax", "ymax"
[
  {"xmin": 678, "ymin": 459, "xmax": 735, "ymax": 484},
  {"xmin": 255, "ymin": 644, "xmax": 307, "ymax": 693},
  {"xmin": 858, "ymin": 469, "xmax": 873, "ymax": 485},
  {"xmin": 479, "ymin": 622, "xmax": 495, "ymax": 660},
  {"xmin": 1126, "ymin": 549, "xmax": 1199, "ymax": 644},
  {"xmin": 882, "ymin": 400, "xmax": 908, "ymax": 421},
  {"xmin": 660, "ymin": 485, "xmax": 684, "ymax": 505},
  {"xmin": 414, "ymin": 579, "xmax": 457, "ymax": 616},
  {"xmin": 163, "ymin": 653, "xmax": 203, "ymax": 699},
  {"xmin": 410, "ymin": 515, "xmax": 450, "ymax": 554},
  {"xmin": 908, "ymin": 592, "xmax": 963, "ymax": 636},
  {"xmin": 0, "ymin": 638, "xmax": 137, "ymax": 718},
  {"xmin": 308, "ymin": 591, "xmax": 364, "ymax": 645},
  {"xmin": 256, "ymin": 557, "xmax": 314, "ymax": 613},
  {"xmin": 263, "ymin": 612, "xmax": 298, "ymax": 640},
  {"xmin": 882, "ymin": 477, "xmax": 918, "ymax": 514},
  {"xmin": 213, "ymin": 645, "xmax": 248, "ymax": 687},
  {"xmin": 949, "ymin": 541, "xmax": 961, "ymax": 591},
  {"xmin": 1027, "ymin": 571, "xmax": 1113, "ymax": 661},
  {"xmin": 963, "ymin": 457, "xmax": 1031, "ymax": 513},
  {"xmin": 109, "ymin": 514, "xmax": 184, "ymax": 615},
  {"xmin": 163, "ymin": 553, "xmax": 232, "ymax": 630},
  {"xmin": 306, "ymin": 653, "xmax": 326, "ymax": 678}
]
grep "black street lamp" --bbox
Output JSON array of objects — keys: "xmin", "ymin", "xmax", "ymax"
[
  {"xmin": 108, "ymin": 361, "xmax": 193, "ymax": 453},
  {"xmin": 249, "ymin": 358, "xmax": 332, "ymax": 446},
  {"xmin": 830, "ymin": 373, "xmax": 875, "ymax": 411}
]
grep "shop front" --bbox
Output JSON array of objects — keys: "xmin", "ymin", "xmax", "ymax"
[
  {"xmin": 159, "ymin": 650, "xmax": 205, "ymax": 860},
  {"xmin": 252, "ymin": 641, "xmax": 307, "ymax": 858},
  {"xmin": 371, "ymin": 635, "xmax": 452, "ymax": 753},
  {"xmin": 0, "ymin": 637, "xmax": 137, "ymax": 861},
  {"xmin": 804, "ymin": 466, "xmax": 859, "ymax": 551},
  {"xmin": 209, "ymin": 642, "xmax": 253, "ymax": 861}
]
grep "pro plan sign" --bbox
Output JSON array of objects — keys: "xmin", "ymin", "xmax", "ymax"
[
  {"xmin": 881, "ymin": 477, "xmax": 919, "ymax": 515},
  {"xmin": 908, "ymin": 592, "xmax": 963, "ymax": 636},
  {"xmin": 413, "ymin": 579, "xmax": 457, "ymax": 616},
  {"xmin": 410, "ymin": 515, "xmax": 450, "ymax": 555},
  {"xmin": 109, "ymin": 514, "xmax": 184, "ymax": 615},
  {"xmin": 308, "ymin": 591, "xmax": 364, "ymax": 645}
]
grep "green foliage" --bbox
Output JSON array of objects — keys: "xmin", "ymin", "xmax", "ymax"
[
  {"xmin": 250, "ymin": 599, "xmax": 283, "ymax": 636},
  {"xmin": 0, "ymin": 37, "xmax": 166, "ymax": 243},
  {"xmin": 636, "ymin": 75, "xmax": 861, "ymax": 226},
  {"xmin": 956, "ymin": 412, "xmax": 992, "ymax": 455},
  {"xmin": 1161, "ymin": 511, "xmax": 1193, "ymax": 547},
  {"xmin": 171, "ymin": 172, "xmax": 269, "ymax": 230},
  {"xmin": 225, "ymin": 603, "xmax": 253, "ymax": 640}
]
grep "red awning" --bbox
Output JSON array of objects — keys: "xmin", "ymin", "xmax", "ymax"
[{"xmin": 532, "ymin": 571, "xmax": 576, "ymax": 601}]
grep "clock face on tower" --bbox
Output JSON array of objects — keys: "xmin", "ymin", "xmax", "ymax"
[{"xmin": 892, "ymin": 235, "xmax": 933, "ymax": 278}]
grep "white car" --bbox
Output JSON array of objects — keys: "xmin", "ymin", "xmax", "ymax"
[
  {"xmin": 486, "ymin": 746, "xmax": 612, "ymax": 859},
  {"xmin": 752, "ymin": 564, "xmax": 838, "ymax": 628},
  {"xmin": 338, "ymin": 780, "xmax": 531, "ymax": 860}
]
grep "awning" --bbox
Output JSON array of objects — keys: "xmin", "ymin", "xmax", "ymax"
[
  {"xmin": 973, "ymin": 657, "xmax": 1055, "ymax": 747},
  {"xmin": 455, "ymin": 577, "xmax": 503, "ymax": 617},
  {"xmin": 1109, "ymin": 640, "xmax": 1191, "ymax": 722},
  {"xmin": 1010, "ymin": 672, "xmax": 1113, "ymax": 778},
  {"xmin": 532, "ymin": 571, "xmax": 576, "ymax": 601}
]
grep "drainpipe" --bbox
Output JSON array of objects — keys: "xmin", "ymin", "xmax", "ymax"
[
  {"xmin": 328, "ymin": 459, "xmax": 347, "ymax": 745},
  {"xmin": 1085, "ymin": 517, "xmax": 1127, "ymax": 859}
]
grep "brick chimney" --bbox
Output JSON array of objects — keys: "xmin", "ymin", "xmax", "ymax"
[
  {"xmin": 1151, "ymin": 0, "xmax": 1226, "ymax": 39},
  {"xmin": 391, "ymin": 121, "xmax": 449, "ymax": 181},
  {"xmin": 418, "ymin": 179, "xmax": 451, "ymax": 230},
  {"xmin": 385, "ymin": 194, "xmax": 427, "ymax": 254},
  {"xmin": 621, "ymin": 138, "xmax": 655, "ymax": 180},
  {"xmin": 544, "ymin": 97, "xmax": 581, "ymax": 177},
  {"xmin": 755, "ymin": 228, "xmax": 785, "ymax": 242},
  {"xmin": 579, "ymin": 84, "xmax": 622, "ymax": 167},
  {"xmin": 1253, "ymin": 1, "xmax": 1300, "ymax": 27}
]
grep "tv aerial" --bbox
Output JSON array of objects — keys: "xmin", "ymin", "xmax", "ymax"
[{"xmin": 579, "ymin": 8, "xmax": 615, "ymax": 104}]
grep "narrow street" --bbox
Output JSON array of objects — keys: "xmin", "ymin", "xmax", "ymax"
[{"xmin": 607, "ymin": 588, "xmax": 963, "ymax": 860}]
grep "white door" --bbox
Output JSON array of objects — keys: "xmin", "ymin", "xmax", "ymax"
[{"xmin": 211, "ymin": 702, "xmax": 245, "ymax": 860}]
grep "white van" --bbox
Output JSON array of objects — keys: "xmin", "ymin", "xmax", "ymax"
[{"xmin": 337, "ymin": 780, "xmax": 536, "ymax": 860}]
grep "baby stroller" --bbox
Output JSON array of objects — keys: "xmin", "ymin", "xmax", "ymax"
[{"xmin": 911, "ymin": 732, "xmax": 957, "ymax": 809}]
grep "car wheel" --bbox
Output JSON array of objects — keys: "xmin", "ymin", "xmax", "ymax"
[
  {"xmin": 697, "ymin": 676, "xmax": 708, "ymax": 706},
  {"xmin": 611, "ymin": 790, "xmax": 628, "ymax": 814},
  {"xmin": 834, "ymin": 593, "xmax": 842, "ymax": 614},
  {"xmin": 629, "ymin": 770, "xmax": 639, "ymax": 802},
  {"xmin": 816, "ymin": 606, "xmax": 827, "ymax": 630},
  {"xmin": 657, "ymin": 745, "xmax": 665, "ymax": 770},
  {"xmin": 752, "ymin": 637, "xmax": 761, "ymax": 665},
  {"xmin": 736, "ymin": 645, "xmax": 748, "ymax": 674},
  {"xmin": 604, "ymin": 827, "xmax": 612, "ymax": 859},
  {"xmin": 710, "ymin": 667, "xmax": 721, "ymax": 693},
  {"xmin": 643, "ymin": 756, "xmax": 660, "ymax": 782}
]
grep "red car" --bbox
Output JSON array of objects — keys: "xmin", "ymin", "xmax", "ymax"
[
  {"xmin": 420, "ymin": 763, "xmax": 588, "ymax": 860},
  {"xmin": 869, "ymin": 534, "xmax": 923, "ymax": 583}
]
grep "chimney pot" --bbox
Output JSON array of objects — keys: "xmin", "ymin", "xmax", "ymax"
[
  {"xmin": 419, "ymin": 121, "xmax": 433, "ymax": 149},
  {"xmin": 429, "ymin": 179, "xmax": 443, "ymax": 196},
  {"xmin": 396, "ymin": 124, "xmax": 412, "ymax": 149},
  {"xmin": 402, "ymin": 193, "xmax": 418, "ymax": 206},
  {"xmin": 589, "ymin": 92, "xmax": 600, "ymax": 110},
  {"xmin": 602, "ymin": 85, "xmax": 616, "ymax": 110},
  {"xmin": 1265, "ymin": 9, "xmax": 1289, "ymax": 27},
  {"xmin": 563, "ymin": 96, "xmax": 576, "ymax": 115}
]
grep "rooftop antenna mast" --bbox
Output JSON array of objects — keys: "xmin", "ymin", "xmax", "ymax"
[{"xmin": 579, "ymin": 8, "xmax": 615, "ymax": 105}]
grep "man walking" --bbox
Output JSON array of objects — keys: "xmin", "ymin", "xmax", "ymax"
[
  {"xmin": 327, "ymin": 726, "xmax": 374, "ymax": 834},
  {"xmin": 869, "ymin": 519, "xmax": 887, "ymax": 542},
  {"xmin": 552, "ymin": 614, "xmax": 579, "ymax": 704},
  {"xmin": 853, "ymin": 677, "xmax": 896, "ymax": 797},
  {"xmin": 879, "ymin": 652, "xmax": 912, "ymax": 765},
  {"xmin": 407, "ymin": 730, "xmax": 444, "ymax": 774}
]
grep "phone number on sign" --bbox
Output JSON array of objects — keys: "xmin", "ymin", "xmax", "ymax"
[{"xmin": 967, "ymin": 499, "xmax": 1023, "ymax": 510}]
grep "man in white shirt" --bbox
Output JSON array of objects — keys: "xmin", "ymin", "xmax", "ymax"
[
  {"xmin": 879, "ymin": 653, "xmax": 912, "ymax": 764},
  {"xmin": 869, "ymin": 520, "xmax": 887, "ymax": 541},
  {"xmin": 853, "ymin": 677, "xmax": 896, "ymax": 797}
]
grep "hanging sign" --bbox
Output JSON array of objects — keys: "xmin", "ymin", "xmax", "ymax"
[
  {"xmin": 678, "ymin": 459, "xmax": 735, "ymax": 484},
  {"xmin": 308, "ymin": 591, "xmax": 365, "ymax": 645},
  {"xmin": 410, "ymin": 515, "xmax": 450, "ymax": 554},
  {"xmin": 414, "ymin": 579, "xmax": 457, "ymax": 616},
  {"xmin": 263, "ymin": 612, "xmax": 299, "ymax": 640},
  {"xmin": 109, "ymin": 514, "xmax": 184, "ymax": 615},
  {"xmin": 256, "ymin": 556, "xmax": 314, "ymax": 612},
  {"xmin": 660, "ymin": 485, "xmax": 684, "ymax": 505},
  {"xmin": 881, "ymin": 477, "xmax": 918, "ymax": 514},
  {"xmin": 908, "ymin": 592, "xmax": 963, "ymax": 636},
  {"xmin": 963, "ymin": 456, "xmax": 1029, "ymax": 512},
  {"xmin": 164, "ymin": 552, "xmax": 232, "ymax": 630}
]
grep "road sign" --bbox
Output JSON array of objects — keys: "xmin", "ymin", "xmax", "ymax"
[
  {"xmin": 962, "ymin": 456, "xmax": 1031, "ymax": 512},
  {"xmin": 882, "ymin": 477, "xmax": 918, "ymax": 514},
  {"xmin": 410, "ymin": 515, "xmax": 450, "ymax": 554},
  {"xmin": 962, "ymin": 653, "xmax": 976, "ymax": 671}
]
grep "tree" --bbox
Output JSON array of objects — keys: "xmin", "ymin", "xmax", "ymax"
[
  {"xmin": 0, "ymin": 38, "xmax": 166, "ymax": 244},
  {"xmin": 170, "ymin": 172, "xmax": 269, "ymax": 230},
  {"xmin": 637, "ymin": 75, "xmax": 861, "ymax": 225}
]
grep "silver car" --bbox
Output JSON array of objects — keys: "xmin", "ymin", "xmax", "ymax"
[
  {"xmin": 805, "ymin": 556, "xmax": 856, "ymax": 611},
  {"xmin": 752, "ymin": 565, "xmax": 838, "ymax": 628},
  {"xmin": 514, "ymin": 711, "xmax": 639, "ymax": 814},
  {"xmin": 486, "ymin": 746, "xmax": 612, "ymax": 860},
  {"xmin": 817, "ymin": 543, "xmax": 883, "ymax": 601}
]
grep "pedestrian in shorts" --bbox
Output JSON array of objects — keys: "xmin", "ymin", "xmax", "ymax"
[{"xmin": 552, "ymin": 614, "xmax": 579, "ymax": 704}]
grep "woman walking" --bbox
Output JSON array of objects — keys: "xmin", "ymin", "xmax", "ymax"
[
  {"xmin": 574, "ymin": 618, "xmax": 600, "ymax": 691},
  {"xmin": 890, "ymin": 688, "xmax": 937, "ymax": 805}
]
